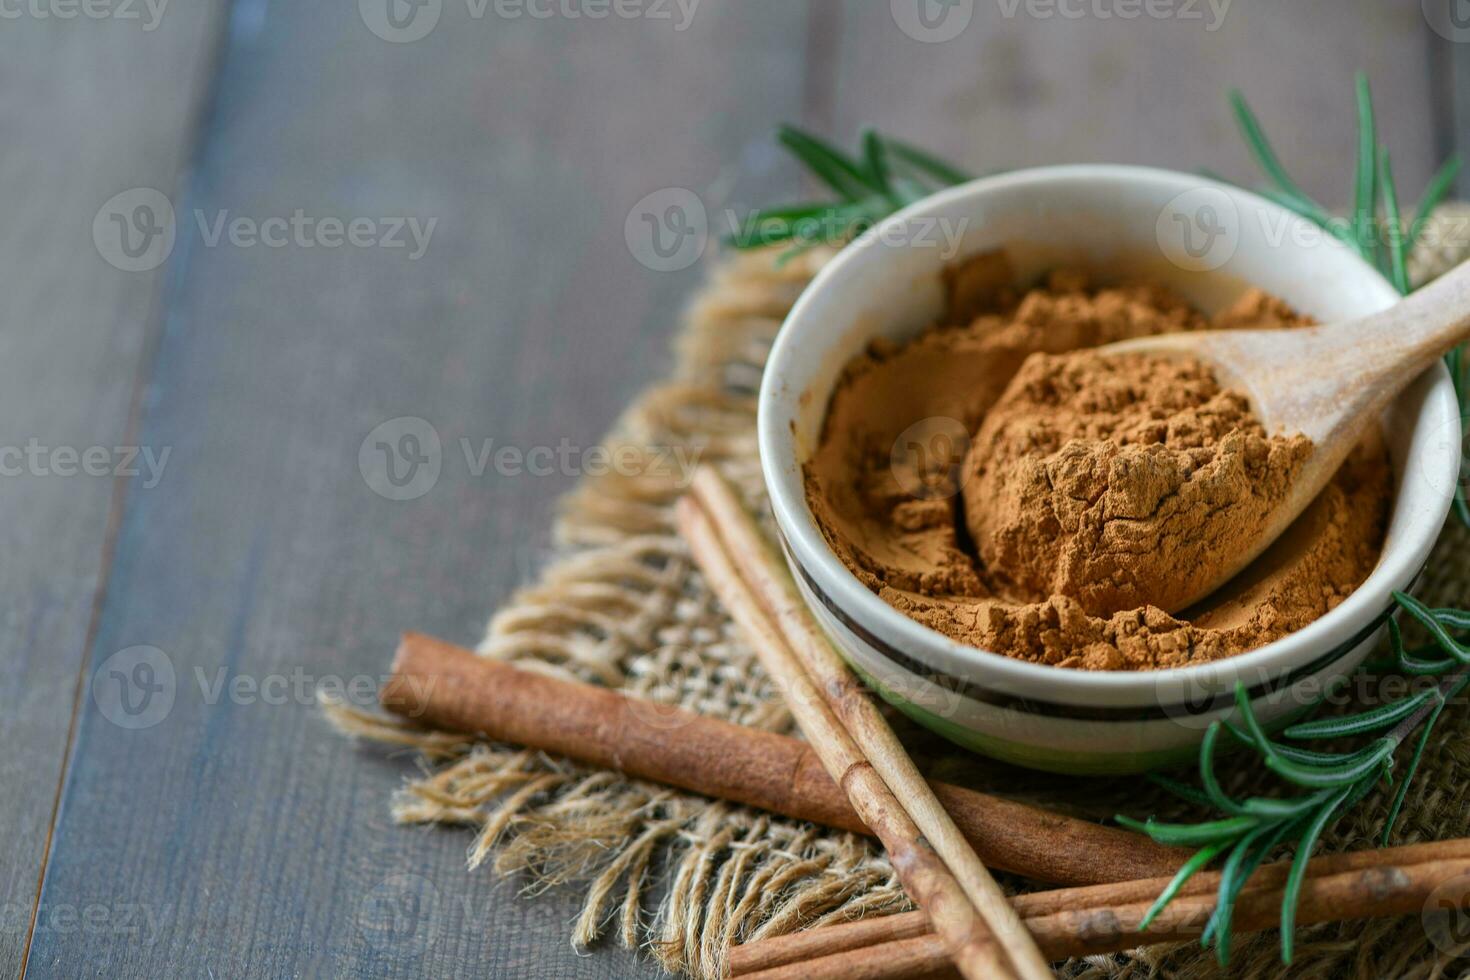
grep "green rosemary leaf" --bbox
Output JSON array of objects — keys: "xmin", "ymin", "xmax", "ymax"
[
  {"xmin": 884, "ymin": 137, "xmax": 972, "ymax": 188},
  {"xmin": 860, "ymin": 129, "xmax": 900, "ymax": 208},
  {"xmin": 1222, "ymin": 721, "xmax": 1364, "ymax": 767},
  {"xmin": 1138, "ymin": 839, "xmax": 1230, "ymax": 930},
  {"xmin": 1281, "ymin": 786, "xmax": 1353, "ymax": 963},
  {"xmin": 1382, "ymin": 688, "xmax": 1449, "ymax": 845},
  {"xmin": 1146, "ymin": 774, "xmax": 1217, "ymax": 809},
  {"xmin": 1396, "ymin": 645, "xmax": 1459, "ymax": 676},
  {"xmin": 723, "ymin": 205, "xmax": 849, "ymax": 249},
  {"xmin": 1353, "ymin": 72, "xmax": 1378, "ymax": 264},
  {"xmin": 1409, "ymin": 152, "xmax": 1463, "ymax": 245},
  {"xmin": 1382, "ymin": 614, "xmax": 1459, "ymax": 674},
  {"xmin": 1380, "ymin": 147, "xmax": 1410, "ymax": 294},
  {"xmin": 1283, "ymin": 685, "xmax": 1439, "ymax": 740},
  {"xmin": 1205, "ymin": 820, "xmax": 1296, "ymax": 964},
  {"xmin": 1431, "ymin": 605, "xmax": 1470, "ymax": 631},
  {"xmin": 1396, "ymin": 591, "xmax": 1470, "ymax": 661},
  {"xmin": 1199, "ymin": 723, "xmax": 1249, "ymax": 815},
  {"xmin": 1238, "ymin": 789, "xmax": 1334, "ymax": 819},
  {"xmin": 777, "ymin": 126, "xmax": 877, "ymax": 201},
  {"xmin": 1264, "ymin": 737, "xmax": 1394, "ymax": 788},
  {"xmin": 739, "ymin": 201, "xmax": 838, "ymax": 223},
  {"xmin": 1229, "ymin": 90, "xmax": 1333, "ymax": 225},
  {"xmin": 1232, "ymin": 682, "xmax": 1278, "ymax": 759},
  {"xmin": 1116, "ymin": 813, "xmax": 1260, "ymax": 847}
]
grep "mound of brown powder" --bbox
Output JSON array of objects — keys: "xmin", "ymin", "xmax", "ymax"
[
  {"xmin": 962, "ymin": 351, "xmax": 1312, "ymax": 617},
  {"xmin": 802, "ymin": 254, "xmax": 1390, "ymax": 670}
]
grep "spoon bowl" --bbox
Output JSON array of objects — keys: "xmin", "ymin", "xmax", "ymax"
[{"xmin": 1100, "ymin": 259, "xmax": 1470, "ymax": 611}]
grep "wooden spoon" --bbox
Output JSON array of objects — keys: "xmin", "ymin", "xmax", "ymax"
[{"xmin": 1099, "ymin": 260, "xmax": 1470, "ymax": 613}]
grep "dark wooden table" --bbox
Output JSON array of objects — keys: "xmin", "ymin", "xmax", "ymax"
[{"xmin": 1, "ymin": 2, "xmax": 1460, "ymax": 976}]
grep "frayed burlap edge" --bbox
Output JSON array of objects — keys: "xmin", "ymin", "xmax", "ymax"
[{"xmin": 328, "ymin": 208, "xmax": 1470, "ymax": 980}]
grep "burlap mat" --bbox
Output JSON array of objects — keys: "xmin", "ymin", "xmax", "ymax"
[{"xmin": 329, "ymin": 206, "xmax": 1470, "ymax": 979}]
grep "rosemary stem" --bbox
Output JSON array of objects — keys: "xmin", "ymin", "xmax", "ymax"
[{"xmin": 1385, "ymin": 664, "xmax": 1470, "ymax": 745}]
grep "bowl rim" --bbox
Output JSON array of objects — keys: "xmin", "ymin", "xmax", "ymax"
[{"xmin": 757, "ymin": 163, "xmax": 1461, "ymax": 708}]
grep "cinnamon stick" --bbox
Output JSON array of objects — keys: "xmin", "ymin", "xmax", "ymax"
[
  {"xmin": 677, "ymin": 491, "xmax": 1025, "ymax": 980},
  {"xmin": 684, "ymin": 468, "xmax": 1057, "ymax": 980},
  {"xmin": 734, "ymin": 853, "xmax": 1470, "ymax": 978},
  {"xmin": 379, "ymin": 633, "xmax": 1185, "ymax": 886},
  {"xmin": 728, "ymin": 837, "xmax": 1470, "ymax": 975}
]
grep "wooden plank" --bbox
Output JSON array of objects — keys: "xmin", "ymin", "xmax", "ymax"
[
  {"xmin": 0, "ymin": 8, "xmax": 228, "ymax": 976},
  {"xmin": 28, "ymin": 2, "xmax": 809, "ymax": 977},
  {"xmin": 818, "ymin": 0, "xmax": 1440, "ymax": 206}
]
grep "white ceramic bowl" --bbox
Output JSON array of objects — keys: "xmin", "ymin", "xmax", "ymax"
[{"xmin": 758, "ymin": 164, "xmax": 1462, "ymax": 775}]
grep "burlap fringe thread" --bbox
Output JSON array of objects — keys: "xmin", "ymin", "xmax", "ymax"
[{"xmin": 328, "ymin": 207, "xmax": 1470, "ymax": 979}]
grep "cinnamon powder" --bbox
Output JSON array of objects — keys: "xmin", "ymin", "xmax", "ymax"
[
  {"xmin": 963, "ymin": 350, "xmax": 1312, "ymax": 617},
  {"xmin": 803, "ymin": 254, "xmax": 1390, "ymax": 670}
]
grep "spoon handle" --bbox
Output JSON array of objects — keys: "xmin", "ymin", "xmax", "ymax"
[{"xmin": 1342, "ymin": 258, "xmax": 1470, "ymax": 389}]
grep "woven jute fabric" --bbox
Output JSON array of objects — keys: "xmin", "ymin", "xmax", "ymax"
[{"xmin": 329, "ymin": 206, "xmax": 1470, "ymax": 979}]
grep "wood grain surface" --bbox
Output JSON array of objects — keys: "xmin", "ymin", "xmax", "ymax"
[
  {"xmin": 0, "ymin": 2, "xmax": 1458, "ymax": 977},
  {"xmin": 0, "ymin": 6, "xmax": 229, "ymax": 977}
]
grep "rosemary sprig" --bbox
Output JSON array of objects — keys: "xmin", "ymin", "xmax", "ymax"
[
  {"xmin": 1230, "ymin": 72, "xmax": 1469, "ymax": 524},
  {"xmin": 1118, "ymin": 594, "xmax": 1470, "ymax": 965},
  {"xmin": 725, "ymin": 125, "xmax": 971, "ymax": 264}
]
